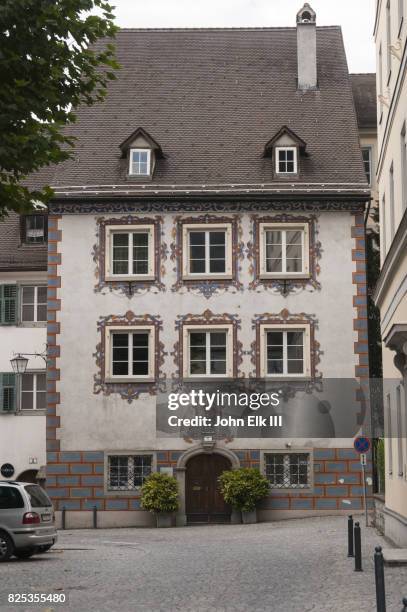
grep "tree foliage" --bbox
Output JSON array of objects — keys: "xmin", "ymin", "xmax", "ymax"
[{"xmin": 0, "ymin": 0, "xmax": 119, "ymax": 216}]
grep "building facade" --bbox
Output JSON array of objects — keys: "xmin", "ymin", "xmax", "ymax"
[
  {"xmin": 35, "ymin": 5, "xmax": 372, "ymax": 527},
  {"xmin": 0, "ymin": 211, "xmax": 48, "ymax": 482},
  {"xmin": 374, "ymin": 0, "xmax": 407, "ymax": 546}
]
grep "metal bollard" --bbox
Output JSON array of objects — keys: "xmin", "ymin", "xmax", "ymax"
[
  {"xmin": 61, "ymin": 506, "xmax": 66, "ymax": 530},
  {"xmin": 93, "ymin": 505, "xmax": 98, "ymax": 529},
  {"xmin": 374, "ymin": 546, "xmax": 386, "ymax": 612},
  {"xmin": 402, "ymin": 597, "xmax": 407, "ymax": 612},
  {"xmin": 354, "ymin": 522, "xmax": 362, "ymax": 571},
  {"xmin": 348, "ymin": 515, "xmax": 354, "ymax": 557}
]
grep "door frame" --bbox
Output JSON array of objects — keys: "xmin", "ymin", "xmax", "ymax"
[{"xmin": 174, "ymin": 445, "xmax": 240, "ymax": 527}]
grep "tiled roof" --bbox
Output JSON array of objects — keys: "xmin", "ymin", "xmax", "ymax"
[
  {"xmin": 350, "ymin": 73, "xmax": 377, "ymax": 129},
  {"xmin": 0, "ymin": 212, "xmax": 47, "ymax": 272},
  {"xmin": 27, "ymin": 27, "xmax": 369, "ymax": 198}
]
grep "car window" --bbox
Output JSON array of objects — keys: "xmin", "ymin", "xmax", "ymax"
[
  {"xmin": 0, "ymin": 486, "xmax": 25, "ymax": 509},
  {"xmin": 24, "ymin": 485, "xmax": 52, "ymax": 508}
]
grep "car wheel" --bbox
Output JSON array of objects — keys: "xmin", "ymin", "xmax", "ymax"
[
  {"xmin": 14, "ymin": 548, "xmax": 36, "ymax": 560},
  {"xmin": 0, "ymin": 532, "xmax": 14, "ymax": 562},
  {"xmin": 37, "ymin": 545, "xmax": 52, "ymax": 554}
]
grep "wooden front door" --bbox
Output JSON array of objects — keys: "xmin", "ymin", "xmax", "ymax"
[{"xmin": 186, "ymin": 454, "xmax": 231, "ymax": 524}]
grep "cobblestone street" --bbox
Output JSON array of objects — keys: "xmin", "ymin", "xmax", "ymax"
[{"xmin": 0, "ymin": 516, "xmax": 406, "ymax": 611}]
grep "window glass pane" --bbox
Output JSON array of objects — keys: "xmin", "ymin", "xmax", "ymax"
[
  {"xmin": 189, "ymin": 232, "xmax": 205, "ymax": 246},
  {"xmin": 190, "ymin": 346, "xmax": 206, "ymax": 360},
  {"xmin": 132, "ymin": 332, "xmax": 149, "ymax": 376},
  {"xmin": 209, "ymin": 232, "xmax": 226, "ymax": 245},
  {"xmin": 190, "ymin": 333, "xmax": 206, "ymax": 346},
  {"xmin": 37, "ymin": 305, "xmax": 47, "ymax": 322},
  {"xmin": 286, "ymin": 231, "xmax": 302, "ymax": 245},
  {"xmin": 287, "ymin": 332, "xmax": 303, "ymax": 345},
  {"xmin": 112, "ymin": 233, "xmax": 129, "ymax": 275},
  {"xmin": 22, "ymin": 374, "xmax": 33, "ymax": 391},
  {"xmin": 210, "ymin": 360, "xmax": 226, "ymax": 374},
  {"xmin": 109, "ymin": 456, "xmax": 128, "ymax": 488},
  {"xmin": 287, "ymin": 360, "xmax": 303, "ymax": 374},
  {"xmin": 22, "ymin": 286, "xmax": 35, "ymax": 303},
  {"xmin": 210, "ymin": 259, "xmax": 226, "ymax": 273},
  {"xmin": 133, "ymin": 232, "xmax": 149, "ymax": 275},
  {"xmin": 26, "ymin": 216, "xmax": 45, "ymax": 243},
  {"xmin": 36, "ymin": 391, "xmax": 46, "ymax": 410},
  {"xmin": 37, "ymin": 286, "xmax": 47, "ymax": 303},
  {"xmin": 266, "ymin": 230, "xmax": 282, "ymax": 244},
  {"xmin": 22, "ymin": 305, "xmax": 35, "ymax": 322},
  {"xmin": 210, "ymin": 331, "xmax": 227, "ymax": 375},
  {"xmin": 24, "ymin": 485, "xmax": 52, "ymax": 507},
  {"xmin": 0, "ymin": 487, "xmax": 25, "ymax": 509},
  {"xmin": 190, "ymin": 361, "xmax": 206, "ymax": 375},
  {"xmin": 36, "ymin": 373, "xmax": 46, "ymax": 391},
  {"xmin": 21, "ymin": 392, "xmax": 33, "ymax": 410},
  {"xmin": 112, "ymin": 333, "xmax": 129, "ymax": 376},
  {"xmin": 267, "ymin": 332, "xmax": 283, "ymax": 346}
]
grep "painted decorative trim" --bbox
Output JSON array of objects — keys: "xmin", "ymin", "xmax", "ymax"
[
  {"xmin": 251, "ymin": 309, "xmax": 323, "ymax": 392},
  {"xmin": 170, "ymin": 214, "xmax": 244, "ymax": 298},
  {"xmin": 172, "ymin": 309, "xmax": 243, "ymax": 381},
  {"xmin": 92, "ymin": 215, "xmax": 167, "ymax": 297},
  {"xmin": 94, "ymin": 311, "xmax": 166, "ymax": 402},
  {"xmin": 247, "ymin": 214, "xmax": 322, "ymax": 295},
  {"xmin": 50, "ymin": 200, "xmax": 367, "ymax": 215}
]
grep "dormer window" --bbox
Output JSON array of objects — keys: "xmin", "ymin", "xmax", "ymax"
[
  {"xmin": 120, "ymin": 127, "xmax": 164, "ymax": 180},
  {"xmin": 264, "ymin": 126, "xmax": 306, "ymax": 178},
  {"xmin": 129, "ymin": 149, "xmax": 151, "ymax": 176},
  {"xmin": 276, "ymin": 147, "xmax": 297, "ymax": 174}
]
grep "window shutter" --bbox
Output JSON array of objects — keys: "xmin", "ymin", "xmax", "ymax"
[
  {"xmin": 0, "ymin": 285, "xmax": 18, "ymax": 325},
  {"xmin": 0, "ymin": 373, "xmax": 16, "ymax": 412}
]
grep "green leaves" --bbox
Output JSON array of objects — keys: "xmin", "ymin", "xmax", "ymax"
[
  {"xmin": 218, "ymin": 468, "xmax": 270, "ymax": 513},
  {"xmin": 0, "ymin": 0, "xmax": 119, "ymax": 215},
  {"xmin": 140, "ymin": 472, "xmax": 180, "ymax": 514}
]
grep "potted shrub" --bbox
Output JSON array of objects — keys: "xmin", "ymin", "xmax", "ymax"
[
  {"xmin": 140, "ymin": 472, "xmax": 179, "ymax": 527},
  {"xmin": 218, "ymin": 467, "xmax": 269, "ymax": 524}
]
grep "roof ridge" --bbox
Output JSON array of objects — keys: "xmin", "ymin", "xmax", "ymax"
[{"xmin": 116, "ymin": 25, "xmax": 342, "ymax": 32}]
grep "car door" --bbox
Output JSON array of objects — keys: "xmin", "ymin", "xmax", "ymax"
[{"xmin": 0, "ymin": 486, "xmax": 26, "ymax": 534}]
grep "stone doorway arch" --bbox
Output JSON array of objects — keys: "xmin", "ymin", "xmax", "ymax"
[{"xmin": 174, "ymin": 445, "xmax": 240, "ymax": 526}]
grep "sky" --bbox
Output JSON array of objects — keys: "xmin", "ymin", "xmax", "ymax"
[{"xmin": 110, "ymin": 0, "xmax": 376, "ymax": 73}]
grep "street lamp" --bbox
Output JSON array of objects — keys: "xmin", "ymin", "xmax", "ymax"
[{"xmin": 10, "ymin": 354, "xmax": 29, "ymax": 374}]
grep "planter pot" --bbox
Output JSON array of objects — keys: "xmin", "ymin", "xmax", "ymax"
[
  {"xmin": 241, "ymin": 509, "xmax": 257, "ymax": 524},
  {"xmin": 156, "ymin": 513, "xmax": 173, "ymax": 528},
  {"xmin": 230, "ymin": 509, "xmax": 242, "ymax": 525}
]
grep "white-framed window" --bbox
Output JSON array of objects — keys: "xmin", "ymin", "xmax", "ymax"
[
  {"xmin": 275, "ymin": 147, "xmax": 297, "ymax": 174},
  {"xmin": 25, "ymin": 215, "xmax": 46, "ymax": 244},
  {"xmin": 20, "ymin": 372, "xmax": 46, "ymax": 411},
  {"xmin": 183, "ymin": 325, "xmax": 233, "ymax": 378},
  {"xmin": 21, "ymin": 286, "xmax": 47, "ymax": 323},
  {"xmin": 362, "ymin": 147, "xmax": 372, "ymax": 185},
  {"xmin": 107, "ymin": 454, "xmax": 153, "ymax": 491},
  {"xmin": 264, "ymin": 452, "xmax": 311, "ymax": 489},
  {"xmin": 105, "ymin": 225, "xmax": 155, "ymax": 280},
  {"xmin": 182, "ymin": 223, "xmax": 233, "ymax": 279},
  {"xmin": 259, "ymin": 222, "xmax": 309, "ymax": 277},
  {"xmin": 105, "ymin": 326, "xmax": 155, "ymax": 381},
  {"xmin": 259, "ymin": 323, "xmax": 311, "ymax": 378},
  {"xmin": 129, "ymin": 148, "xmax": 151, "ymax": 176}
]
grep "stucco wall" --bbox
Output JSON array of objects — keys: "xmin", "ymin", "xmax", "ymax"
[{"xmin": 55, "ymin": 210, "xmax": 359, "ymax": 452}]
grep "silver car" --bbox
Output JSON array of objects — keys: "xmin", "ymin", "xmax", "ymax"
[{"xmin": 0, "ymin": 481, "xmax": 58, "ymax": 561}]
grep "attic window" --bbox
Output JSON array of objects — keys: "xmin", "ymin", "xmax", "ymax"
[
  {"xmin": 276, "ymin": 147, "xmax": 297, "ymax": 174},
  {"xmin": 129, "ymin": 149, "xmax": 151, "ymax": 176},
  {"xmin": 301, "ymin": 11, "xmax": 312, "ymax": 21}
]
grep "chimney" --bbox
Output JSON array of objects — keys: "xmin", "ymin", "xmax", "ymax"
[{"xmin": 296, "ymin": 3, "xmax": 317, "ymax": 90}]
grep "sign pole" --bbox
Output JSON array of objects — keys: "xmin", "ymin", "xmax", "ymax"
[{"xmin": 361, "ymin": 460, "xmax": 368, "ymax": 527}]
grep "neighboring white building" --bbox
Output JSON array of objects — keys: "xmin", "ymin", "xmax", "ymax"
[
  {"xmin": 374, "ymin": 0, "xmax": 407, "ymax": 546},
  {"xmin": 0, "ymin": 212, "xmax": 47, "ymax": 482},
  {"xmin": 31, "ymin": 5, "xmax": 372, "ymax": 528}
]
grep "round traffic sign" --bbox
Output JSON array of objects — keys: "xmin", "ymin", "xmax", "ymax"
[
  {"xmin": 354, "ymin": 436, "xmax": 370, "ymax": 454},
  {"xmin": 0, "ymin": 463, "xmax": 15, "ymax": 478}
]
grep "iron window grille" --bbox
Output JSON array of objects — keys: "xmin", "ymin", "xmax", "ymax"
[
  {"xmin": 108, "ymin": 455, "xmax": 153, "ymax": 491},
  {"xmin": 265, "ymin": 453, "xmax": 310, "ymax": 488}
]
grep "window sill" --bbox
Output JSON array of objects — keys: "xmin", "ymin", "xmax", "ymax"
[
  {"xmin": 105, "ymin": 275, "xmax": 156, "ymax": 282},
  {"xmin": 105, "ymin": 488, "xmax": 142, "ymax": 497},
  {"xmin": 183, "ymin": 375, "xmax": 235, "ymax": 382},
  {"xmin": 18, "ymin": 410, "xmax": 46, "ymax": 416},
  {"xmin": 259, "ymin": 273, "xmax": 310, "ymax": 280},
  {"xmin": 126, "ymin": 175, "xmax": 153, "ymax": 182},
  {"xmin": 19, "ymin": 322, "xmax": 47, "ymax": 328},
  {"xmin": 261, "ymin": 375, "xmax": 311, "ymax": 381},
  {"xmin": 182, "ymin": 274, "xmax": 233, "ymax": 281},
  {"xmin": 104, "ymin": 377, "xmax": 155, "ymax": 384}
]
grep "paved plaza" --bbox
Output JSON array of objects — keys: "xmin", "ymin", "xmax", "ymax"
[{"xmin": 0, "ymin": 516, "xmax": 406, "ymax": 611}]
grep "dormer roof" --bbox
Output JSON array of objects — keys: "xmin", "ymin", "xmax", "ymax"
[
  {"xmin": 263, "ymin": 126, "xmax": 307, "ymax": 158},
  {"xmin": 119, "ymin": 127, "xmax": 164, "ymax": 158}
]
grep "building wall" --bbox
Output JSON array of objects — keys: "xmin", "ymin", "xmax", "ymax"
[
  {"xmin": 45, "ymin": 207, "xmax": 371, "ymax": 525},
  {"xmin": 374, "ymin": 0, "xmax": 407, "ymax": 545},
  {"xmin": 0, "ymin": 270, "xmax": 47, "ymax": 480}
]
